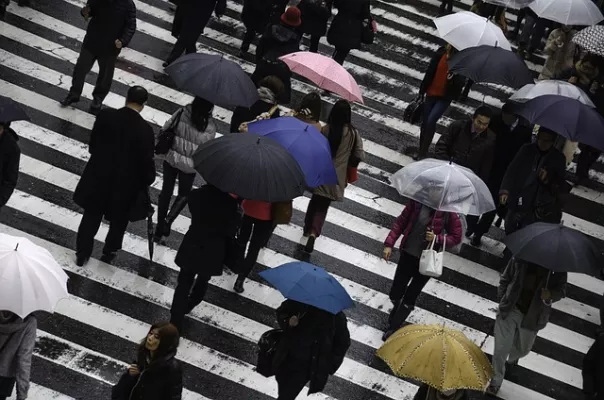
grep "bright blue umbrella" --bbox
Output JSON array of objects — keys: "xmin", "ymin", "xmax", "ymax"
[
  {"xmin": 259, "ymin": 262, "xmax": 354, "ymax": 314},
  {"xmin": 246, "ymin": 117, "xmax": 338, "ymax": 188}
]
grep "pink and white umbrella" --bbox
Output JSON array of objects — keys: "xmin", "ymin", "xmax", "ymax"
[{"xmin": 279, "ymin": 52, "xmax": 364, "ymax": 104}]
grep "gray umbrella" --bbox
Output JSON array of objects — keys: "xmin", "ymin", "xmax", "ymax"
[
  {"xmin": 504, "ymin": 222, "xmax": 601, "ymax": 275},
  {"xmin": 165, "ymin": 53, "xmax": 259, "ymax": 108},
  {"xmin": 573, "ymin": 25, "xmax": 604, "ymax": 57},
  {"xmin": 193, "ymin": 133, "xmax": 306, "ymax": 202}
]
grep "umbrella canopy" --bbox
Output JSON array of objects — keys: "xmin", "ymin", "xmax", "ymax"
[
  {"xmin": 377, "ymin": 324, "xmax": 493, "ymax": 391},
  {"xmin": 391, "ymin": 159, "xmax": 495, "ymax": 216},
  {"xmin": 165, "ymin": 53, "xmax": 259, "ymax": 108},
  {"xmin": 448, "ymin": 46, "xmax": 534, "ymax": 89},
  {"xmin": 529, "ymin": 0, "xmax": 603, "ymax": 25},
  {"xmin": 259, "ymin": 262, "xmax": 354, "ymax": 314},
  {"xmin": 510, "ymin": 80, "xmax": 595, "ymax": 107},
  {"xmin": 513, "ymin": 95, "xmax": 604, "ymax": 151},
  {"xmin": 0, "ymin": 95, "xmax": 29, "ymax": 124},
  {"xmin": 503, "ymin": 222, "xmax": 601, "ymax": 275},
  {"xmin": 279, "ymin": 52, "xmax": 363, "ymax": 103},
  {"xmin": 0, "ymin": 234, "xmax": 69, "ymax": 318},
  {"xmin": 433, "ymin": 11, "xmax": 512, "ymax": 51},
  {"xmin": 573, "ymin": 25, "xmax": 604, "ymax": 57},
  {"xmin": 193, "ymin": 133, "xmax": 306, "ymax": 202},
  {"xmin": 483, "ymin": 0, "xmax": 535, "ymax": 10},
  {"xmin": 247, "ymin": 117, "xmax": 338, "ymax": 188}
]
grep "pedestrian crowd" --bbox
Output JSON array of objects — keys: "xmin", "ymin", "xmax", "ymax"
[{"xmin": 2, "ymin": 0, "xmax": 604, "ymax": 399}]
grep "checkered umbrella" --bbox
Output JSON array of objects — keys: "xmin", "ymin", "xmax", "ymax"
[{"xmin": 573, "ymin": 25, "xmax": 604, "ymax": 57}]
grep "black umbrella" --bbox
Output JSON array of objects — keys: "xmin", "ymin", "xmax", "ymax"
[
  {"xmin": 193, "ymin": 133, "xmax": 306, "ymax": 202},
  {"xmin": 504, "ymin": 222, "xmax": 601, "ymax": 276},
  {"xmin": 0, "ymin": 95, "xmax": 29, "ymax": 124},
  {"xmin": 447, "ymin": 46, "xmax": 534, "ymax": 89}
]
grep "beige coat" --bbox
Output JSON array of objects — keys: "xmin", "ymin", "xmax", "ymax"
[
  {"xmin": 538, "ymin": 29, "xmax": 577, "ymax": 80},
  {"xmin": 313, "ymin": 124, "xmax": 365, "ymax": 201}
]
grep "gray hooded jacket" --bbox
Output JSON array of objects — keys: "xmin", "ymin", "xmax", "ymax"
[{"xmin": 0, "ymin": 315, "xmax": 36, "ymax": 400}]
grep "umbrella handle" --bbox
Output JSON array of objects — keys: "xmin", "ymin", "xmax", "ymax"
[{"xmin": 542, "ymin": 271, "xmax": 552, "ymax": 306}]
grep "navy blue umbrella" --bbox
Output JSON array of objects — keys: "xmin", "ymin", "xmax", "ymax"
[
  {"xmin": 165, "ymin": 53, "xmax": 259, "ymax": 108},
  {"xmin": 513, "ymin": 95, "xmax": 604, "ymax": 151},
  {"xmin": 0, "ymin": 95, "xmax": 29, "ymax": 124}
]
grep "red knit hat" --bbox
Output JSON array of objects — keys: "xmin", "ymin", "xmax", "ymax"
[{"xmin": 281, "ymin": 6, "xmax": 302, "ymax": 27}]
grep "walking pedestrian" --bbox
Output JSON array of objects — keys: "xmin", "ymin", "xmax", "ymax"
[
  {"xmin": 163, "ymin": 0, "xmax": 226, "ymax": 67},
  {"xmin": 292, "ymin": 91, "xmax": 323, "ymax": 131},
  {"xmin": 327, "ymin": 0, "xmax": 371, "ymax": 65},
  {"xmin": 298, "ymin": 0, "xmax": 333, "ymax": 53},
  {"xmin": 417, "ymin": 45, "xmax": 465, "ymax": 159},
  {"xmin": 413, "ymin": 384, "xmax": 469, "ymax": 400},
  {"xmin": 499, "ymin": 128, "xmax": 566, "ymax": 235},
  {"xmin": 256, "ymin": 6, "xmax": 302, "ymax": 63},
  {"xmin": 302, "ymin": 100, "xmax": 365, "ymax": 253},
  {"xmin": 0, "ymin": 123, "xmax": 20, "ymax": 210},
  {"xmin": 169, "ymin": 185, "xmax": 241, "ymax": 331},
  {"xmin": 230, "ymin": 76, "xmax": 284, "ymax": 133},
  {"xmin": 155, "ymin": 97, "xmax": 216, "ymax": 242},
  {"xmin": 509, "ymin": 8, "xmax": 528, "ymax": 41},
  {"xmin": 576, "ymin": 143, "xmax": 602, "ymax": 185},
  {"xmin": 517, "ymin": 9, "xmax": 549, "ymax": 60},
  {"xmin": 61, "ymin": 0, "xmax": 137, "ymax": 114},
  {"xmin": 465, "ymin": 104, "xmax": 532, "ymax": 246},
  {"xmin": 583, "ymin": 330, "xmax": 604, "ymax": 400},
  {"xmin": 273, "ymin": 300, "xmax": 351, "ymax": 400},
  {"xmin": 73, "ymin": 86, "xmax": 155, "ymax": 266},
  {"xmin": 239, "ymin": 0, "xmax": 288, "ymax": 57},
  {"xmin": 486, "ymin": 259, "xmax": 566, "ymax": 395},
  {"xmin": 382, "ymin": 199, "xmax": 462, "ymax": 340},
  {"xmin": 438, "ymin": 0, "xmax": 454, "ymax": 16},
  {"xmin": 111, "ymin": 322, "xmax": 182, "ymax": 400},
  {"xmin": 538, "ymin": 26, "xmax": 577, "ymax": 80},
  {"xmin": 0, "ymin": 311, "xmax": 36, "ymax": 400}
]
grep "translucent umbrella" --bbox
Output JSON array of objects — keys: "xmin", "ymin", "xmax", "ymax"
[
  {"xmin": 529, "ymin": 0, "xmax": 604, "ymax": 25},
  {"xmin": 391, "ymin": 159, "xmax": 495, "ymax": 216},
  {"xmin": 433, "ymin": 11, "xmax": 512, "ymax": 51},
  {"xmin": 510, "ymin": 80, "xmax": 595, "ymax": 108},
  {"xmin": 0, "ymin": 234, "xmax": 69, "ymax": 318}
]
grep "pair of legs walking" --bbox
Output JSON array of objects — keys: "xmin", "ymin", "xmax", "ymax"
[
  {"xmin": 170, "ymin": 268, "xmax": 211, "ymax": 330},
  {"xmin": 275, "ymin": 364, "xmax": 309, "ymax": 400},
  {"xmin": 76, "ymin": 209, "xmax": 129, "ymax": 265},
  {"xmin": 332, "ymin": 47, "xmax": 350, "ymax": 65},
  {"xmin": 418, "ymin": 96, "xmax": 451, "ymax": 159},
  {"xmin": 234, "ymin": 215, "xmax": 275, "ymax": 293},
  {"xmin": 303, "ymin": 194, "xmax": 332, "ymax": 253},
  {"xmin": 156, "ymin": 161, "xmax": 195, "ymax": 240}
]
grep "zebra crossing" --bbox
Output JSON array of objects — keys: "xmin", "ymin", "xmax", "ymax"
[{"xmin": 1, "ymin": 0, "xmax": 603, "ymax": 398}]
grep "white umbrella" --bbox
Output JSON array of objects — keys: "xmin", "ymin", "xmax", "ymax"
[
  {"xmin": 0, "ymin": 234, "xmax": 69, "ymax": 318},
  {"xmin": 483, "ymin": 0, "xmax": 535, "ymax": 10},
  {"xmin": 510, "ymin": 80, "xmax": 596, "ymax": 107},
  {"xmin": 529, "ymin": 0, "xmax": 604, "ymax": 26},
  {"xmin": 433, "ymin": 11, "xmax": 512, "ymax": 51},
  {"xmin": 390, "ymin": 159, "xmax": 496, "ymax": 216}
]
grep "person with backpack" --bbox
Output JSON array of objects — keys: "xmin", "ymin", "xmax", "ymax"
[
  {"xmin": 382, "ymin": 199, "xmax": 462, "ymax": 340},
  {"xmin": 0, "ymin": 311, "xmax": 36, "ymax": 400},
  {"xmin": 256, "ymin": 7, "xmax": 302, "ymax": 63},
  {"xmin": 154, "ymin": 97, "xmax": 216, "ymax": 242}
]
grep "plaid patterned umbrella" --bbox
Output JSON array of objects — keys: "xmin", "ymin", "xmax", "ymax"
[{"xmin": 573, "ymin": 25, "xmax": 604, "ymax": 57}]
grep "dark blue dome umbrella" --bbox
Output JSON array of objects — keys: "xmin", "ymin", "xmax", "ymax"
[
  {"xmin": 0, "ymin": 95, "xmax": 29, "ymax": 124},
  {"xmin": 259, "ymin": 262, "xmax": 355, "ymax": 314},
  {"xmin": 246, "ymin": 117, "xmax": 338, "ymax": 188}
]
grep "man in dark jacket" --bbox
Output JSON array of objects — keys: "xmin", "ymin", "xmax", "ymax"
[
  {"xmin": 466, "ymin": 104, "xmax": 532, "ymax": 246},
  {"xmin": 73, "ymin": 86, "xmax": 155, "ymax": 266},
  {"xmin": 239, "ymin": 0, "xmax": 288, "ymax": 57},
  {"xmin": 583, "ymin": 330, "xmax": 604, "ymax": 400},
  {"xmin": 499, "ymin": 128, "xmax": 566, "ymax": 235},
  {"xmin": 326, "ymin": 0, "xmax": 370, "ymax": 65},
  {"xmin": 61, "ymin": 0, "xmax": 136, "ymax": 113},
  {"xmin": 298, "ymin": 0, "xmax": 333, "ymax": 53},
  {"xmin": 0, "ymin": 123, "xmax": 20, "ymax": 209},
  {"xmin": 256, "ymin": 6, "xmax": 302, "ymax": 63}
]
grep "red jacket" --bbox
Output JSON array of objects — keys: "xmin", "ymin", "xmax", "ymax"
[{"xmin": 384, "ymin": 201, "xmax": 462, "ymax": 250}]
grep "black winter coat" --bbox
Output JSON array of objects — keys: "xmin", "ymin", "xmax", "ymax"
[
  {"xmin": 299, "ymin": 0, "xmax": 333, "ymax": 37},
  {"xmin": 583, "ymin": 332, "xmax": 604, "ymax": 400},
  {"xmin": 419, "ymin": 47, "xmax": 465, "ymax": 101},
  {"xmin": 251, "ymin": 59, "xmax": 293, "ymax": 104},
  {"xmin": 174, "ymin": 185, "xmax": 241, "ymax": 277},
  {"xmin": 413, "ymin": 384, "xmax": 469, "ymax": 400},
  {"xmin": 112, "ymin": 353, "xmax": 182, "ymax": 400},
  {"xmin": 82, "ymin": 0, "xmax": 136, "ymax": 55},
  {"xmin": 73, "ymin": 107, "xmax": 156, "ymax": 222},
  {"xmin": 274, "ymin": 300, "xmax": 351, "ymax": 395},
  {"xmin": 327, "ymin": 0, "xmax": 370, "ymax": 50},
  {"xmin": 0, "ymin": 128, "xmax": 20, "ymax": 207},
  {"xmin": 230, "ymin": 100, "xmax": 281, "ymax": 133},
  {"xmin": 256, "ymin": 23, "xmax": 301, "ymax": 63},
  {"xmin": 242, "ymin": 0, "xmax": 288, "ymax": 33},
  {"xmin": 171, "ymin": 0, "xmax": 226, "ymax": 41}
]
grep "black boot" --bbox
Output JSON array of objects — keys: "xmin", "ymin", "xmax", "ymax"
[
  {"xmin": 163, "ymin": 196, "xmax": 188, "ymax": 237},
  {"xmin": 75, "ymin": 254, "xmax": 89, "ymax": 267},
  {"xmin": 233, "ymin": 275, "xmax": 245, "ymax": 294},
  {"xmin": 89, "ymin": 97, "xmax": 102, "ymax": 114},
  {"xmin": 100, "ymin": 251, "xmax": 117, "ymax": 264},
  {"xmin": 61, "ymin": 93, "xmax": 80, "ymax": 107}
]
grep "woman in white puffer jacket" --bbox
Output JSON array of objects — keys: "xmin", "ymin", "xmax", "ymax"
[{"xmin": 155, "ymin": 96, "xmax": 216, "ymax": 241}]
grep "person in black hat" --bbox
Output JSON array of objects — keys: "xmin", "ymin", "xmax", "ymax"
[{"xmin": 256, "ymin": 6, "xmax": 303, "ymax": 63}]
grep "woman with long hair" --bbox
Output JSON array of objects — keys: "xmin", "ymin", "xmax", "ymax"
[
  {"xmin": 302, "ymin": 100, "xmax": 364, "ymax": 253},
  {"xmin": 155, "ymin": 97, "xmax": 216, "ymax": 242},
  {"xmin": 112, "ymin": 322, "xmax": 182, "ymax": 400}
]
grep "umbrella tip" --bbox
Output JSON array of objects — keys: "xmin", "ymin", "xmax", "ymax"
[{"xmin": 14, "ymin": 243, "xmax": 18, "ymax": 251}]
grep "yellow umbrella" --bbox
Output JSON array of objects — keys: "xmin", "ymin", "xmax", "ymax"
[{"xmin": 377, "ymin": 324, "xmax": 493, "ymax": 392}]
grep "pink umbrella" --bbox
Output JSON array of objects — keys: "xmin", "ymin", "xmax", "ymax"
[{"xmin": 279, "ymin": 52, "xmax": 364, "ymax": 104}]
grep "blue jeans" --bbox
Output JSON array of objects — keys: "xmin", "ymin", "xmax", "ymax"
[{"xmin": 419, "ymin": 96, "xmax": 451, "ymax": 158}]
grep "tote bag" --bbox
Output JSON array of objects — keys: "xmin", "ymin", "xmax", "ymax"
[{"xmin": 419, "ymin": 236, "xmax": 445, "ymax": 277}]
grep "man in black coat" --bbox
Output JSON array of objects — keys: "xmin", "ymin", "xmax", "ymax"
[
  {"xmin": 73, "ymin": 86, "xmax": 155, "ymax": 266},
  {"xmin": 239, "ymin": 0, "xmax": 289, "ymax": 57},
  {"xmin": 61, "ymin": 0, "xmax": 137, "ymax": 114},
  {"xmin": 298, "ymin": 0, "xmax": 333, "ymax": 53},
  {"xmin": 0, "ymin": 123, "xmax": 20, "ymax": 209},
  {"xmin": 326, "ymin": 0, "xmax": 371, "ymax": 65}
]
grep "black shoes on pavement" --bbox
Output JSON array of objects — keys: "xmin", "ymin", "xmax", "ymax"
[
  {"xmin": 60, "ymin": 95, "xmax": 102, "ymax": 114},
  {"xmin": 100, "ymin": 252, "xmax": 117, "ymax": 264},
  {"xmin": 304, "ymin": 235, "xmax": 316, "ymax": 253},
  {"xmin": 60, "ymin": 94, "xmax": 79, "ymax": 107},
  {"xmin": 75, "ymin": 255, "xmax": 89, "ymax": 267},
  {"xmin": 233, "ymin": 275, "xmax": 245, "ymax": 294}
]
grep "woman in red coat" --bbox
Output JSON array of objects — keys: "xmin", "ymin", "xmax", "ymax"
[{"xmin": 382, "ymin": 200, "xmax": 462, "ymax": 340}]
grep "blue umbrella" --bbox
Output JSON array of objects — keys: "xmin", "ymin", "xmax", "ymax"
[
  {"xmin": 247, "ymin": 117, "xmax": 338, "ymax": 188},
  {"xmin": 512, "ymin": 95, "xmax": 604, "ymax": 151},
  {"xmin": 259, "ymin": 262, "xmax": 354, "ymax": 314}
]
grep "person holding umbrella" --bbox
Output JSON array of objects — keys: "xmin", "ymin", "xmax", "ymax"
[
  {"xmin": 539, "ymin": 25, "xmax": 578, "ymax": 80},
  {"xmin": 230, "ymin": 76, "xmax": 284, "ymax": 133},
  {"xmin": 0, "ymin": 122, "xmax": 20, "ymax": 212},
  {"xmin": 292, "ymin": 91, "xmax": 323, "ymax": 131},
  {"xmin": 0, "ymin": 311, "xmax": 36, "ymax": 400}
]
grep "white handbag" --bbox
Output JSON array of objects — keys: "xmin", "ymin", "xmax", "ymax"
[{"xmin": 419, "ymin": 235, "xmax": 445, "ymax": 278}]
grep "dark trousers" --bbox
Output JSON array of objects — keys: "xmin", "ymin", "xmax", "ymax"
[
  {"xmin": 510, "ymin": 8, "xmax": 526, "ymax": 37},
  {"xmin": 76, "ymin": 209, "xmax": 129, "ymax": 258},
  {"xmin": 237, "ymin": 215, "xmax": 275, "ymax": 277},
  {"xmin": 170, "ymin": 268, "xmax": 211, "ymax": 327},
  {"xmin": 309, "ymin": 34, "xmax": 321, "ymax": 53},
  {"xmin": 519, "ymin": 15, "xmax": 547, "ymax": 52},
  {"xmin": 461, "ymin": 79, "xmax": 473, "ymax": 99},
  {"xmin": 241, "ymin": 28, "xmax": 257, "ymax": 52},
  {"xmin": 333, "ymin": 47, "xmax": 350, "ymax": 65},
  {"xmin": 69, "ymin": 47, "xmax": 118, "ymax": 102},
  {"xmin": 419, "ymin": 96, "xmax": 451, "ymax": 158},
  {"xmin": 577, "ymin": 144, "xmax": 601, "ymax": 179},
  {"xmin": 276, "ymin": 369, "xmax": 309, "ymax": 400},
  {"xmin": 439, "ymin": 0, "xmax": 453, "ymax": 13},
  {"xmin": 389, "ymin": 251, "xmax": 429, "ymax": 305},
  {"xmin": 304, "ymin": 194, "xmax": 332, "ymax": 237},
  {"xmin": 166, "ymin": 36, "xmax": 197, "ymax": 65},
  {"xmin": 157, "ymin": 161, "xmax": 195, "ymax": 230}
]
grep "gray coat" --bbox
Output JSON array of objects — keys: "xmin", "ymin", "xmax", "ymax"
[
  {"xmin": 161, "ymin": 105, "xmax": 217, "ymax": 175},
  {"xmin": 0, "ymin": 315, "xmax": 36, "ymax": 400},
  {"xmin": 498, "ymin": 259, "xmax": 566, "ymax": 331}
]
